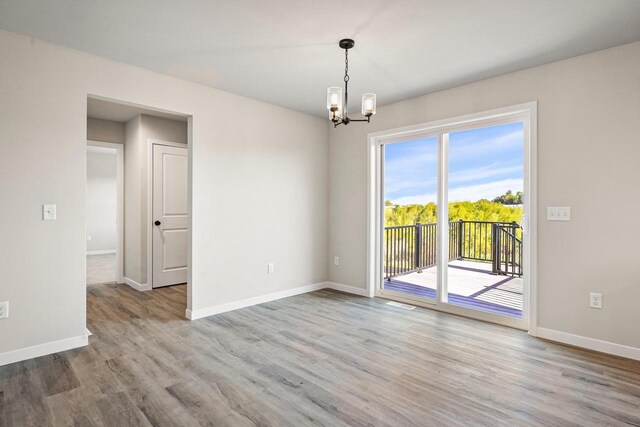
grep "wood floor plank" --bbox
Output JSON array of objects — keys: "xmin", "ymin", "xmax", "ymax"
[
  {"xmin": 35, "ymin": 353, "xmax": 82, "ymax": 397},
  {"xmin": 94, "ymin": 391, "xmax": 152, "ymax": 427},
  {"xmin": 1, "ymin": 283, "xmax": 640, "ymax": 426},
  {"xmin": 0, "ymin": 359, "xmax": 53, "ymax": 427}
]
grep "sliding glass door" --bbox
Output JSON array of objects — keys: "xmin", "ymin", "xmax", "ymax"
[
  {"xmin": 444, "ymin": 123, "xmax": 525, "ymax": 321},
  {"xmin": 376, "ymin": 106, "xmax": 532, "ymax": 330}
]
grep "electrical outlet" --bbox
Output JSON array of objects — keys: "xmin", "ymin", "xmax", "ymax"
[
  {"xmin": 268, "ymin": 263, "xmax": 275, "ymax": 274},
  {"xmin": 86, "ymin": 235, "xmax": 92, "ymax": 241},
  {"xmin": 334, "ymin": 256, "xmax": 340, "ymax": 266},
  {"xmin": 590, "ymin": 292, "xmax": 602, "ymax": 309},
  {"xmin": 0, "ymin": 302, "xmax": 8, "ymax": 319}
]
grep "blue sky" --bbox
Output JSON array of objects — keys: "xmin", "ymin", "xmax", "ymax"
[{"xmin": 384, "ymin": 122, "xmax": 524, "ymax": 205}]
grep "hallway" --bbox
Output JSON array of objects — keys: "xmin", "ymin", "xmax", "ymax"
[{"xmin": 87, "ymin": 253, "xmax": 116, "ymax": 285}]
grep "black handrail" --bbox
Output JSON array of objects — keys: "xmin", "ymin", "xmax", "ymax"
[
  {"xmin": 384, "ymin": 220, "xmax": 523, "ymax": 280},
  {"xmin": 492, "ymin": 223, "xmax": 522, "ymax": 276}
]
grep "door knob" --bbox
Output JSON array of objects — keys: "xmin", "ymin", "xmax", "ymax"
[{"xmin": 154, "ymin": 220, "xmax": 161, "ymax": 226}]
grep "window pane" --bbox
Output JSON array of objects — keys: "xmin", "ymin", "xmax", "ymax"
[
  {"xmin": 383, "ymin": 136, "xmax": 438, "ymax": 301},
  {"xmin": 445, "ymin": 122, "xmax": 524, "ymax": 318}
]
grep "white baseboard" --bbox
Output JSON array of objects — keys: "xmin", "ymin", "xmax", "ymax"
[
  {"xmin": 185, "ymin": 281, "xmax": 372, "ymax": 320},
  {"xmin": 537, "ymin": 327, "xmax": 640, "ymax": 361},
  {"xmin": 123, "ymin": 277, "xmax": 151, "ymax": 292},
  {"xmin": 87, "ymin": 249, "xmax": 116, "ymax": 255},
  {"xmin": 0, "ymin": 334, "xmax": 89, "ymax": 367},
  {"xmin": 325, "ymin": 282, "xmax": 370, "ymax": 297},
  {"xmin": 186, "ymin": 281, "xmax": 329, "ymax": 320}
]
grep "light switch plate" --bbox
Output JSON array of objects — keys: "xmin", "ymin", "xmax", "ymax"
[
  {"xmin": 547, "ymin": 207, "xmax": 570, "ymax": 221},
  {"xmin": 43, "ymin": 204, "xmax": 57, "ymax": 220}
]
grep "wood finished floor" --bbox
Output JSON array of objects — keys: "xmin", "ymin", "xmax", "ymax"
[{"xmin": 1, "ymin": 283, "xmax": 639, "ymax": 426}]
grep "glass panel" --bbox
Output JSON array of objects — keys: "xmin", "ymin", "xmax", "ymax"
[
  {"xmin": 361, "ymin": 93, "xmax": 376, "ymax": 117},
  {"xmin": 445, "ymin": 122, "xmax": 524, "ymax": 318},
  {"xmin": 382, "ymin": 136, "xmax": 438, "ymax": 301}
]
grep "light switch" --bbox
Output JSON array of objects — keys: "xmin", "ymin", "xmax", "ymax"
[
  {"xmin": 43, "ymin": 204, "xmax": 57, "ymax": 220},
  {"xmin": 547, "ymin": 207, "xmax": 570, "ymax": 221}
]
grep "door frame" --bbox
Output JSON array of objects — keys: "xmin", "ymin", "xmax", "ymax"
[
  {"xmin": 146, "ymin": 138, "xmax": 189, "ymax": 289},
  {"xmin": 366, "ymin": 102, "xmax": 538, "ymax": 334},
  {"xmin": 86, "ymin": 140, "xmax": 125, "ymax": 284}
]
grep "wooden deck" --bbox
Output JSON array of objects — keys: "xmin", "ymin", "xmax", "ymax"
[{"xmin": 384, "ymin": 260, "xmax": 523, "ymax": 318}]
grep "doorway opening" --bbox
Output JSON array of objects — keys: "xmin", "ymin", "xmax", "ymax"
[
  {"xmin": 86, "ymin": 96, "xmax": 192, "ymax": 313},
  {"xmin": 368, "ymin": 103, "xmax": 537, "ymax": 331},
  {"xmin": 86, "ymin": 142, "xmax": 123, "ymax": 286}
]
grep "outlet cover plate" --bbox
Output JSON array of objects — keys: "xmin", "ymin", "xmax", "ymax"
[
  {"xmin": 0, "ymin": 302, "xmax": 8, "ymax": 319},
  {"xmin": 590, "ymin": 292, "xmax": 602, "ymax": 309}
]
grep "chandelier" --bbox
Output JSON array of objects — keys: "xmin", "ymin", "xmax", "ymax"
[{"xmin": 327, "ymin": 39, "xmax": 376, "ymax": 127}]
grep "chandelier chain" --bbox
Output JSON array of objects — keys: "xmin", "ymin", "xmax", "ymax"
[{"xmin": 344, "ymin": 49, "xmax": 349, "ymax": 83}]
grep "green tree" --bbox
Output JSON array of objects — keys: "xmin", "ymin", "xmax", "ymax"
[
  {"xmin": 492, "ymin": 190, "xmax": 523, "ymax": 205},
  {"xmin": 385, "ymin": 200, "xmax": 522, "ymax": 227}
]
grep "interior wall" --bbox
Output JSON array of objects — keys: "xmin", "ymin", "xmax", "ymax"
[
  {"xmin": 124, "ymin": 116, "xmax": 142, "ymax": 284},
  {"xmin": 328, "ymin": 41, "xmax": 640, "ymax": 349},
  {"xmin": 123, "ymin": 114, "xmax": 188, "ymax": 285},
  {"xmin": 87, "ymin": 117, "xmax": 125, "ymax": 144},
  {"xmin": 86, "ymin": 150, "xmax": 117, "ymax": 253},
  {"xmin": 0, "ymin": 29, "xmax": 329, "ymax": 359}
]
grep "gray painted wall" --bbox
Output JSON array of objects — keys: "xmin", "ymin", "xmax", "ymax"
[
  {"xmin": 123, "ymin": 114, "xmax": 188, "ymax": 285},
  {"xmin": 328, "ymin": 41, "xmax": 640, "ymax": 349},
  {"xmin": 87, "ymin": 117, "xmax": 125, "ymax": 144},
  {"xmin": 0, "ymin": 29, "xmax": 328, "ymax": 359}
]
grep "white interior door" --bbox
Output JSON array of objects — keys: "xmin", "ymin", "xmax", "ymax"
[{"xmin": 152, "ymin": 144, "xmax": 188, "ymax": 288}]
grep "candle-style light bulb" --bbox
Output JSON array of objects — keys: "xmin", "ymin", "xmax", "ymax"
[
  {"xmin": 361, "ymin": 93, "xmax": 376, "ymax": 117},
  {"xmin": 327, "ymin": 87, "xmax": 343, "ymax": 111}
]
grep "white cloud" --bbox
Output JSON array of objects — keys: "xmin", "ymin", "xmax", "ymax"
[
  {"xmin": 392, "ymin": 178, "xmax": 523, "ymax": 205},
  {"xmin": 385, "ymin": 164, "xmax": 522, "ymax": 200},
  {"xmin": 449, "ymin": 163, "xmax": 522, "ymax": 185},
  {"xmin": 450, "ymin": 130, "xmax": 523, "ymax": 158},
  {"xmin": 384, "ymin": 126, "xmax": 524, "ymax": 202}
]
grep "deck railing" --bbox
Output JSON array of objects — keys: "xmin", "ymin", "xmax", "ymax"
[{"xmin": 384, "ymin": 220, "xmax": 522, "ymax": 279}]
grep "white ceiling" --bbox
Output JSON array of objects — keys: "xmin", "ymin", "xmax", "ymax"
[
  {"xmin": 2, "ymin": 0, "xmax": 640, "ymax": 117},
  {"xmin": 87, "ymin": 97, "xmax": 188, "ymax": 122}
]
